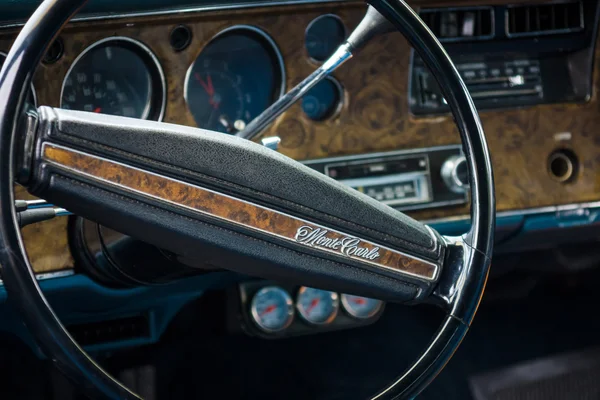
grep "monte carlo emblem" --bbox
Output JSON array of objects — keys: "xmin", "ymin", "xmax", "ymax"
[{"xmin": 294, "ymin": 225, "xmax": 381, "ymax": 261}]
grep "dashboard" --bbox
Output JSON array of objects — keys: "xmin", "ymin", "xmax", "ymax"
[
  {"xmin": 4, "ymin": 0, "xmax": 600, "ymax": 342},
  {"xmin": 10, "ymin": 0, "xmax": 600, "ymax": 269}
]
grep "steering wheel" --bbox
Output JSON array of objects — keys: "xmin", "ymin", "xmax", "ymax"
[{"xmin": 0, "ymin": 0, "xmax": 494, "ymax": 398}]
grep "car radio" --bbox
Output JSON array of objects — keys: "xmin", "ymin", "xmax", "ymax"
[{"xmin": 303, "ymin": 145, "xmax": 468, "ymax": 211}]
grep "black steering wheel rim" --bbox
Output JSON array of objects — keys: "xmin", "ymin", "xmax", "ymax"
[{"xmin": 0, "ymin": 0, "xmax": 494, "ymax": 399}]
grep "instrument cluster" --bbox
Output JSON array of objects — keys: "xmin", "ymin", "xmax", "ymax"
[
  {"xmin": 239, "ymin": 281, "xmax": 385, "ymax": 338},
  {"xmin": 50, "ymin": 12, "xmax": 348, "ymax": 134}
]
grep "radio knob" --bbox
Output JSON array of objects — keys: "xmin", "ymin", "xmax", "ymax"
[{"xmin": 441, "ymin": 155, "xmax": 469, "ymax": 193}]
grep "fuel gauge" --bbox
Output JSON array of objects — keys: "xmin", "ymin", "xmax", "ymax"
[
  {"xmin": 250, "ymin": 286, "xmax": 294, "ymax": 333},
  {"xmin": 296, "ymin": 287, "xmax": 339, "ymax": 325}
]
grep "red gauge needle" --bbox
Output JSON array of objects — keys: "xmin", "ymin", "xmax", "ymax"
[
  {"xmin": 207, "ymin": 74, "xmax": 215, "ymax": 96},
  {"xmin": 93, "ymin": 107, "xmax": 102, "ymax": 113},
  {"xmin": 195, "ymin": 72, "xmax": 213, "ymax": 96},
  {"xmin": 260, "ymin": 304, "xmax": 277, "ymax": 317},
  {"xmin": 306, "ymin": 298, "xmax": 320, "ymax": 314},
  {"xmin": 353, "ymin": 297, "xmax": 367, "ymax": 305},
  {"xmin": 195, "ymin": 72, "xmax": 220, "ymax": 110}
]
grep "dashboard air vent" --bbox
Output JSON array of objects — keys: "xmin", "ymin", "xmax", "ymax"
[
  {"xmin": 420, "ymin": 7, "xmax": 494, "ymax": 42},
  {"xmin": 506, "ymin": 1, "xmax": 584, "ymax": 37}
]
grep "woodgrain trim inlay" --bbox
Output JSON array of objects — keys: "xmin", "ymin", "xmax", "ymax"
[{"xmin": 42, "ymin": 143, "xmax": 439, "ymax": 281}]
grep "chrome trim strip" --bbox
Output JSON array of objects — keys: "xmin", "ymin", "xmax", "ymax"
[
  {"xmin": 400, "ymin": 198, "xmax": 465, "ymax": 212},
  {"xmin": 0, "ymin": 269, "xmax": 75, "ymax": 285},
  {"xmin": 423, "ymin": 201, "xmax": 600, "ymax": 225},
  {"xmin": 59, "ymin": 36, "xmax": 167, "ymax": 122},
  {"xmin": 0, "ymin": 0, "xmax": 350, "ymax": 29},
  {"xmin": 301, "ymin": 144, "xmax": 463, "ymax": 164},
  {"xmin": 42, "ymin": 142, "xmax": 440, "ymax": 281}
]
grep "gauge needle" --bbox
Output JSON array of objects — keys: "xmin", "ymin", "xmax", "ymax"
[
  {"xmin": 93, "ymin": 107, "xmax": 102, "ymax": 113},
  {"xmin": 219, "ymin": 115, "xmax": 240, "ymax": 134},
  {"xmin": 306, "ymin": 298, "xmax": 320, "ymax": 314},
  {"xmin": 260, "ymin": 304, "xmax": 277, "ymax": 317},
  {"xmin": 195, "ymin": 72, "xmax": 219, "ymax": 110},
  {"xmin": 353, "ymin": 298, "xmax": 367, "ymax": 305}
]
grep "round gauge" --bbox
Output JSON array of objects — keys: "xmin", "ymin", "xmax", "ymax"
[
  {"xmin": 296, "ymin": 287, "xmax": 339, "ymax": 325},
  {"xmin": 185, "ymin": 25, "xmax": 285, "ymax": 134},
  {"xmin": 61, "ymin": 37, "xmax": 166, "ymax": 120},
  {"xmin": 0, "ymin": 52, "xmax": 36, "ymax": 107},
  {"xmin": 305, "ymin": 14, "xmax": 347, "ymax": 62},
  {"xmin": 341, "ymin": 294, "xmax": 384, "ymax": 319},
  {"xmin": 250, "ymin": 286, "xmax": 294, "ymax": 333},
  {"xmin": 301, "ymin": 76, "xmax": 343, "ymax": 121}
]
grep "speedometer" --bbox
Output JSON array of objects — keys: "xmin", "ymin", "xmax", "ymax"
[
  {"xmin": 61, "ymin": 37, "xmax": 166, "ymax": 120},
  {"xmin": 184, "ymin": 25, "xmax": 285, "ymax": 134}
]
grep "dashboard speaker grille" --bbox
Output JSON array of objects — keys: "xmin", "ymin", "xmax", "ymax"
[{"xmin": 506, "ymin": 1, "xmax": 584, "ymax": 37}]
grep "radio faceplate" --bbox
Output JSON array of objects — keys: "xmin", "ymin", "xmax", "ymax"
[{"xmin": 303, "ymin": 145, "xmax": 468, "ymax": 212}]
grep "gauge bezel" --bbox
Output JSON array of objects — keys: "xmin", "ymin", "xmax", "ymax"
[
  {"xmin": 340, "ymin": 294, "xmax": 384, "ymax": 320},
  {"xmin": 304, "ymin": 14, "xmax": 347, "ymax": 64},
  {"xmin": 324, "ymin": 76, "xmax": 345, "ymax": 121},
  {"xmin": 302, "ymin": 75, "xmax": 345, "ymax": 122},
  {"xmin": 296, "ymin": 286, "xmax": 339, "ymax": 326},
  {"xmin": 250, "ymin": 286, "xmax": 294, "ymax": 333},
  {"xmin": 183, "ymin": 24, "xmax": 286, "ymax": 129},
  {"xmin": 59, "ymin": 36, "xmax": 167, "ymax": 121},
  {"xmin": 0, "ymin": 52, "xmax": 37, "ymax": 107}
]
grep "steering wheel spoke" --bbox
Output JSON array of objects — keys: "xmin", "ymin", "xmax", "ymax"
[{"xmin": 20, "ymin": 106, "xmax": 447, "ymax": 302}]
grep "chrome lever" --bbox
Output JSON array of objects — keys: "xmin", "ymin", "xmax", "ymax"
[
  {"xmin": 15, "ymin": 199, "xmax": 72, "ymax": 227},
  {"xmin": 261, "ymin": 136, "xmax": 281, "ymax": 151},
  {"xmin": 237, "ymin": 6, "xmax": 395, "ymax": 141}
]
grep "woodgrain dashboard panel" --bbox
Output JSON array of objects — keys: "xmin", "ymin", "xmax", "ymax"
[
  {"xmin": 2, "ymin": 0, "xmax": 599, "ymax": 272},
  {"xmin": 15, "ymin": 185, "xmax": 73, "ymax": 273}
]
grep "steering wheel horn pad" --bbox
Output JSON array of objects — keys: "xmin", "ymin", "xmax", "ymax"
[{"xmin": 0, "ymin": 0, "xmax": 494, "ymax": 399}]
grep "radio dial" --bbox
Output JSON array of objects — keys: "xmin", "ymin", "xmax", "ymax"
[{"xmin": 441, "ymin": 155, "xmax": 469, "ymax": 193}]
